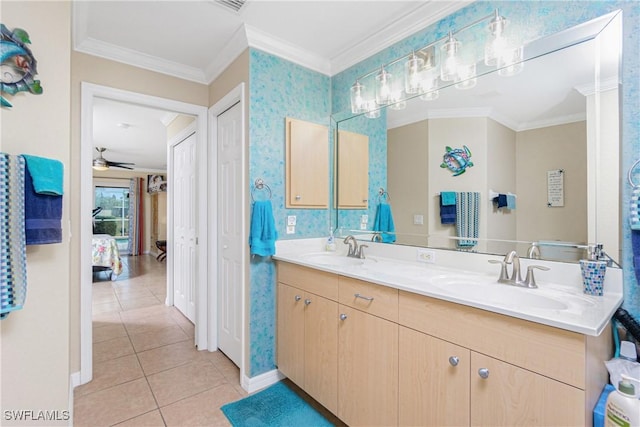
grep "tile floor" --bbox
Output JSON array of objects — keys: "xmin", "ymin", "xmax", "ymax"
[{"xmin": 74, "ymin": 255, "xmax": 245, "ymax": 426}]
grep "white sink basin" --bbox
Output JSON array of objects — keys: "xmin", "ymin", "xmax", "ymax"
[
  {"xmin": 301, "ymin": 253, "xmax": 367, "ymax": 267},
  {"xmin": 432, "ymin": 280, "xmax": 569, "ymax": 310}
]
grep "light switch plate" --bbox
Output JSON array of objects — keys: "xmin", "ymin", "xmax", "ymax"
[
  {"xmin": 286, "ymin": 225, "xmax": 295, "ymax": 234},
  {"xmin": 413, "ymin": 214, "xmax": 424, "ymax": 225},
  {"xmin": 360, "ymin": 222, "xmax": 367, "ymax": 230},
  {"xmin": 287, "ymin": 215, "xmax": 297, "ymax": 226},
  {"xmin": 361, "ymin": 215, "xmax": 368, "ymax": 224}
]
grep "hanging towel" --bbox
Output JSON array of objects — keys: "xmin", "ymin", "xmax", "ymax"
[
  {"xmin": 496, "ymin": 194, "xmax": 508, "ymax": 208},
  {"xmin": 631, "ymin": 187, "xmax": 640, "ymax": 230},
  {"xmin": 249, "ymin": 200, "xmax": 278, "ymax": 256},
  {"xmin": 20, "ymin": 154, "xmax": 64, "ymax": 196},
  {"xmin": 440, "ymin": 191, "xmax": 456, "ymax": 206},
  {"xmin": 440, "ymin": 194, "xmax": 456, "ymax": 225},
  {"xmin": 373, "ymin": 202, "xmax": 396, "ymax": 243},
  {"xmin": 633, "ymin": 230, "xmax": 640, "ymax": 286},
  {"xmin": 456, "ymin": 192, "xmax": 480, "ymax": 248},
  {"xmin": 23, "ymin": 161, "xmax": 62, "ymax": 245},
  {"xmin": 0, "ymin": 153, "xmax": 28, "ymax": 319},
  {"xmin": 506, "ymin": 194, "xmax": 516, "ymax": 210}
]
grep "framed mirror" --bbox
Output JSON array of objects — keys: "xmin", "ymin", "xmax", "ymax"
[{"xmin": 334, "ymin": 10, "xmax": 622, "ymax": 264}]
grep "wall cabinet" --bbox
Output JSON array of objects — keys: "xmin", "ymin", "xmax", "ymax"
[
  {"xmin": 276, "ymin": 262, "xmax": 611, "ymax": 427},
  {"xmin": 285, "ymin": 117, "xmax": 329, "ymax": 208},
  {"xmin": 337, "ymin": 130, "xmax": 369, "ymax": 209}
]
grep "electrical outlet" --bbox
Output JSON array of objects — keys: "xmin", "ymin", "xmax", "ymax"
[
  {"xmin": 361, "ymin": 215, "xmax": 368, "ymax": 224},
  {"xmin": 286, "ymin": 225, "xmax": 295, "ymax": 234},
  {"xmin": 416, "ymin": 248, "xmax": 436, "ymax": 263},
  {"xmin": 287, "ymin": 215, "xmax": 297, "ymax": 226},
  {"xmin": 360, "ymin": 222, "xmax": 367, "ymax": 230}
]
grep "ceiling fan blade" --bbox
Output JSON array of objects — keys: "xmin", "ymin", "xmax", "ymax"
[
  {"xmin": 109, "ymin": 164, "xmax": 134, "ymax": 170},
  {"xmin": 106, "ymin": 160, "xmax": 135, "ymax": 166}
]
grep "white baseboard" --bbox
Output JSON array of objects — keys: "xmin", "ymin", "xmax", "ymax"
[{"xmin": 241, "ymin": 369, "xmax": 284, "ymax": 394}]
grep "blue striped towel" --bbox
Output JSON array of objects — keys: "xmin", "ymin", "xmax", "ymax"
[
  {"xmin": 631, "ymin": 187, "xmax": 640, "ymax": 231},
  {"xmin": 456, "ymin": 192, "xmax": 480, "ymax": 248},
  {"xmin": 0, "ymin": 153, "xmax": 28, "ymax": 319}
]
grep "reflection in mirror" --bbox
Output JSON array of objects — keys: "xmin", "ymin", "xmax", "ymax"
[{"xmin": 334, "ymin": 11, "xmax": 621, "ymax": 265}]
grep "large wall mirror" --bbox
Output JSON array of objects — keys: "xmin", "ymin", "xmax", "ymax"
[{"xmin": 334, "ymin": 10, "xmax": 622, "ymax": 265}]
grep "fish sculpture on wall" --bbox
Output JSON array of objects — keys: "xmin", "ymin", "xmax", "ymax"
[
  {"xmin": 440, "ymin": 145, "xmax": 474, "ymax": 176},
  {"xmin": 1, "ymin": 24, "xmax": 42, "ymax": 108}
]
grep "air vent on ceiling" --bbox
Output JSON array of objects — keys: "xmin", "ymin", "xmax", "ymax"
[{"xmin": 214, "ymin": 0, "xmax": 246, "ymax": 12}]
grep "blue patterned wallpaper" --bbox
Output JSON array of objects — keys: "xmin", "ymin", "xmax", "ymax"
[
  {"xmin": 247, "ymin": 2, "xmax": 640, "ymax": 378},
  {"xmin": 248, "ymin": 48, "xmax": 331, "ymax": 376}
]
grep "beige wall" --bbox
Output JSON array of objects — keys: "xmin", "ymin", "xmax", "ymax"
[
  {"xmin": 516, "ymin": 121, "xmax": 587, "ymax": 244},
  {"xmin": 70, "ymin": 53, "xmax": 208, "ymax": 373},
  {"xmin": 167, "ymin": 114, "xmax": 196, "ymax": 139},
  {"xmin": 387, "ymin": 121, "xmax": 429, "ymax": 246},
  {"xmin": 0, "ymin": 2, "xmax": 71, "ymax": 424},
  {"xmin": 486, "ymin": 120, "xmax": 517, "ymax": 255},
  {"xmin": 427, "ymin": 117, "xmax": 489, "ymax": 252}
]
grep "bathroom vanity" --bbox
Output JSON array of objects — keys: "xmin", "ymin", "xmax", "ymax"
[{"xmin": 274, "ymin": 239, "xmax": 622, "ymax": 427}]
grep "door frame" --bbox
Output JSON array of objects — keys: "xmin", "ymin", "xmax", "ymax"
[
  {"xmin": 80, "ymin": 82, "xmax": 209, "ymax": 384},
  {"xmin": 208, "ymin": 83, "xmax": 247, "ymax": 384}
]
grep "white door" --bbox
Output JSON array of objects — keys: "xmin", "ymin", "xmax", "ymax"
[
  {"xmin": 173, "ymin": 132, "xmax": 197, "ymax": 323},
  {"xmin": 217, "ymin": 102, "xmax": 243, "ymax": 366}
]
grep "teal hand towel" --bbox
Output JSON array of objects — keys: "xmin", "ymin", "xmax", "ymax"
[
  {"xmin": 440, "ymin": 191, "xmax": 456, "ymax": 206},
  {"xmin": 249, "ymin": 200, "xmax": 278, "ymax": 256},
  {"xmin": 373, "ymin": 202, "xmax": 396, "ymax": 243},
  {"xmin": 21, "ymin": 154, "xmax": 64, "ymax": 196},
  {"xmin": 506, "ymin": 194, "xmax": 516, "ymax": 210}
]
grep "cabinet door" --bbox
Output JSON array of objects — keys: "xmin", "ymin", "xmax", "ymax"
[
  {"xmin": 276, "ymin": 283, "xmax": 305, "ymax": 387},
  {"xmin": 304, "ymin": 294, "xmax": 338, "ymax": 414},
  {"xmin": 338, "ymin": 306, "xmax": 398, "ymax": 426},
  {"xmin": 337, "ymin": 130, "xmax": 369, "ymax": 209},
  {"xmin": 399, "ymin": 327, "xmax": 470, "ymax": 426},
  {"xmin": 286, "ymin": 118, "xmax": 329, "ymax": 208},
  {"xmin": 470, "ymin": 352, "xmax": 584, "ymax": 426}
]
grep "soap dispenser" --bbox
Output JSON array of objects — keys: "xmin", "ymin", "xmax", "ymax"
[
  {"xmin": 580, "ymin": 245, "xmax": 607, "ymax": 296},
  {"xmin": 325, "ymin": 230, "xmax": 336, "ymax": 252}
]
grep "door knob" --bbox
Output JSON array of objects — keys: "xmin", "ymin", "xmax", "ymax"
[
  {"xmin": 304, "ymin": 299, "xmax": 311, "ymax": 305},
  {"xmin": 478, "ymin": 368, "xmax": 490, "ymax": 379},
  {"xmin": 449, "ymin": 356, "xmax": 459, "ymax": 366},
  {"xmin": 339, "ymin": 314, "xmax": 347, "ymax": 320},
  {"xmin": 294, "ymin": 295, "xmax": 301, "ymax": 301}
]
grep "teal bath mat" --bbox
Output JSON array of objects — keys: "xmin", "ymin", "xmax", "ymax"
[{"xmin": 221, "ymin": 381, "xmax": 333, "ymax": 427}]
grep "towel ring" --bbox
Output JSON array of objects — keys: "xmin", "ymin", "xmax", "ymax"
[
  {"xmin": 628, "ymin": 158, "xmax": 640, "ymax": 189},
  {"xmin": 378, "ymin": 187, "xmax": 391, "ymax": 203},
  {"xmin": 251, "ymin": 178, "xmax": 272, "ymax": 201}
]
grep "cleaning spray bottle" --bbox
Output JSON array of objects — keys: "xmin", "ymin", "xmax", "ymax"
[{"xmin": 605, "ymin": 374, "xmax": 640, "ymax": 427}]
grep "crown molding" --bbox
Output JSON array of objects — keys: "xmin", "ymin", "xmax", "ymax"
[
  {"xmin": 330, "ymin": 1, "xmax": 472, "ymax": 75},
  {"xmin": 574, "ymin": 76, "xmax": 619, "ymax": 96},
  {"xmin": 204, "ymin": 25, "xmax": 249, "ymax": 83},
  {"xmin": 245, "ymin": 25, "xmax": 332, "ymax": 76},
  {"xmin": 517, "ymin": 112, "xmax": 586, "ymax": 132},
  {"xmin": 160, "ymin": 112, "xmax": 179, "ymax": 127},
  {"xmin": 75, "ymin": 37, "xmax": 208, "ymax": 84}
]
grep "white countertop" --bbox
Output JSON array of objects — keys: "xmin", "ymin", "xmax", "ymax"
[{"xmin": 273, "ymin": 238, "xmax": 624, "ymax": 336}]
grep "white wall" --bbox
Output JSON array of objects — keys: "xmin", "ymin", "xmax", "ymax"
[{"xmin": 0, "ymin": 2, "xmax": 71, "ymax": 425}]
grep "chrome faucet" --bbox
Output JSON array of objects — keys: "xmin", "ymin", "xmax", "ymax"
[
  {"xmin": 489, "ymin": 250, "xmax": 549, "ymax": 288},
  {"xmin": 343, "ymin": 235, "xmax": 359, "ymax": 258},
  {"xmin": 527, "ymin": 243, "xmax": 541, "ymax": 259}
]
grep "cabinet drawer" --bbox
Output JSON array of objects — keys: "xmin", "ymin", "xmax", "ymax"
[
  {"xmin": 399, "ymin": 290, "xmax": 585, "ymax": 389},
  {"xmin": 277, "ymin": 262, "xmax": 338, "ymax": 301},
  {"xmin": 339, "ymin": 276, "xmax": 398, "ymax": 322}
]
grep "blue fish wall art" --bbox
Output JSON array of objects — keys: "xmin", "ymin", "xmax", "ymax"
[{"xmin": 1, "ymin": 24, "xmax": 43, "ymax": 108}]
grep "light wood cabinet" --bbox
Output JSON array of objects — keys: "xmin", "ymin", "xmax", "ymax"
[
  {"xmin": 337, "ymin": 130, "xmax": 369, "ymax": 209},
  {"xmin": 277, "ymin": 265, "xmax": 338, "ymax": 414},
  {"xmin": 285, "ymin": 117, "xmax": 329, "ymax": 208},
  {"xmin": 276, "ymin": 262, "xmax": 611, "ymax": 427},
  {"xmin": 338, "ymin": 305, "xmax": 398, "ymax": 427},
  {"xmin": 399, "ymin": 326, "xmax": 470, "ymax": 427}
]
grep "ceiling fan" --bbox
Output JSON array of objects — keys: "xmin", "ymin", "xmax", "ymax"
[{"xmin": 92, "ymin": 147, "xmax": 135, "ymax": 171}]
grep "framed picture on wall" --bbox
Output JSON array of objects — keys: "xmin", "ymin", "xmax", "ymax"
[{"xmin": 147, "ymin": 174, "xmax": 167, "ymax": 193}]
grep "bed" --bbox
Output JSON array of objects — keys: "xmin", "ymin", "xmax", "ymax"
[{"xmin": 92, "ymin": 234, "xmax": 123, "ymax": 280}]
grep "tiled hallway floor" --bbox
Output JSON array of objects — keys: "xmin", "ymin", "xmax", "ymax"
[{"xmin": 74, "ymin": 255, "xmax": 246, "ymax": 426}]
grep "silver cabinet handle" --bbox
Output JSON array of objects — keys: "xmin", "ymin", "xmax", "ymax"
[
  {"xmin": 295, "ymin": 195, "xmax": 301, "ymax": 200},
  {"xmin": 339, "ymin": 314, "xmax": 347, "ymax": 320},
  {"xmin": 354, "ymin": 293, "xmax": 374, "ymax": 301},
  {"xmin": 449, "ymin": 356, "xmax": 459, "ymax": 366},
  {"xmin": 294, "ymin": 295, "xmax": 301, "ymax": 302},
  {"xmin": 304, "ymin": 299, "xmax": 311, "ymax": 305},
  {"xmin": 478, "ymin": 368, "xmax": 489, "ymax": 379}
]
